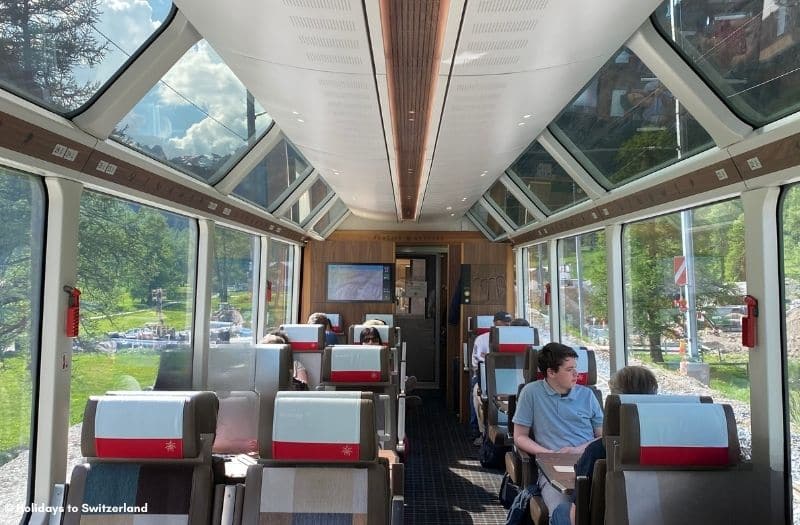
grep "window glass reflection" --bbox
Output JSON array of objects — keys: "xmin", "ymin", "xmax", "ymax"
[
  {"xmin": 0, "ymin": 0, "xmax": 171, "ymax": 114},
  {"xmin": 111, "ymin": 40, "xmax": 272, "ymax": 183},
  {"xmin": 313, "ymin": 199, "xmax": 348, "ymax": 235},
  {"xmin": 552, "ymin": 47, "xmax": 714, "ymax": 189},
  {"xmin": 525, "ymin": 243, "xmax": 551, "ymax": 345},
  {"xmin": 283, "ymin": 177, "xmax": 332, "ymax": 225},
  {"xmin": 233, "ymin": 138, "xmax": 311, "ymax": 212},
  {"xmin": 485, "ymin": 179, "xmax": 536, "ymax": 228},
  {"xmin": 469, "ymin": 203, "xmax": 506, "ymax": 238},
  {"xmin": 654, "ymin": 0, "xmax": 800, "ymax": 126},
  {"xmin": 211, "ymin": 225, "xmax": 258, "ymax": 345},
  {"xmin": 265, "ymin": 239, "xmax": 294, "ymax": 330}
]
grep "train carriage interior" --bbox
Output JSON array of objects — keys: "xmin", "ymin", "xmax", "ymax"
[{"xmin": 2, "ymin": 0, "xmax": 800, "ymax": 523}]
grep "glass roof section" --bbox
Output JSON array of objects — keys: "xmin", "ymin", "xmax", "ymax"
[
  {"xmin": 283, "ymin": 176, "xmax": 332, "ymax": 226},
  {"xmin": 0, "ymin": 0, "xmax": 172, "ymax": 115},
  {"xmin": 312, "ymin": 198, "xmax": 348, "ymax": 236},
  {"xmin": 507, "ymin": 141, "xmax": 589, "ymax": 215},
  {"xmin": 551, "ymin": 47, "xmax": 714, "ymax": 190},
  {"xmin": 468, "ymin": 202, "xmax": 507, "ymax": 239},
  {"xmin": 111, "ymin": 40, "xmax": 272, "ymax": 184},
  {"xmin": 485, "ymin": 179, "xmax": 536, "ymax": 228},
  {"xmin": 652, "ymin": 0, "xmax": 800, "ymax": 127},
  {"xmin": 232, "ymin": 135, "xmax": 313, "ymax": 213}
]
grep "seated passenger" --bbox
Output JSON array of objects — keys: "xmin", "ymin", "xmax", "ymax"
[
  {"xmin": 308, "ymin": 312, "xmax": 338, "ymax": 346},
  {"xmin": 360, "ymin": 326, "xmax": 382, "ymax": 345},
  {"xmin": 510, "ymin": 318, "xmax": 530, "ymax": 326},
  {"xmin": 511, "ymin": 342, "xmax": 603, "ymax": 518},
  {"xmin": 551, "ymin": 365, "xmax": 658, "ymax": 525},
  {"xmin": 261, "ymin": 331, "xmax": 309, "ymax": 388}
]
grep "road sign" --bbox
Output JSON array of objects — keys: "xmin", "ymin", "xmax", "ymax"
[{"xmin": 674, "ymin": 256, "xmax": 687, "ymax": 286}]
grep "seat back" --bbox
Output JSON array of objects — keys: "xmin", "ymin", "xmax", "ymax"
[
  {"xmin": 603, "ymin": 393, "xmax": 713, "ymax": 439},
  {"xmin": 469, "ymin": 315, "xmax": 494, "ymax": 336},
  {"xmin": 321, "ymin": 345, "xmax": 391, "ymax": 384},
  {"xmin": 348, "ymin": 323, "xmax": 395, "ymax": 347},
  {"xmin": 66, "ymin": 394, "xmax": 215, "ymax": 525},
  {"xmin": 280, "ymin": 324, "xmax": 325, "ymax": 388},
  {"xmin": 490, "ymin": 325, "xmax": 539, "ymax": 353},
  {"xmin": 326, "ymin": 313, "xmax": 343, "ymax": 333},
  {"xmin": 485, "ymin": 353, "xmax": 526, "ymax": 444},
  {"xmin": 154, "ymin": 348, "xmax": 193, "ymax": 390},
  {"xmin": 207, "ymin": 343, "xmax": 256, "ymax": 390},
  {"xmin": 241, "ymin": 392, "xmax": 389, "ymax": 524},
  {"xmin": 606, "ymin": 402, "xmax": 754, "ymax": 525}
]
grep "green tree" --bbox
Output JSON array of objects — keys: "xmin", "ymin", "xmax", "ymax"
[{"xmin": 0, "ymin": 0, "xmax": 109, "ymax": 111}]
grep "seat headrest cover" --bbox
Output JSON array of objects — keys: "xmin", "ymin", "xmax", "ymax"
[
  {"xmin": 532, "ymin": 348, "xmax": 595, "ymax": 385},
  {"xmin": 280, "ymin": 324, "xmax": 324, "ymax": 351},
  {"xmin": 90, "ymin": 396, "xmax": 194, "ymax": 459},
  {"xmin": 620, "ymin": 403, "xmax": 738, "ymax": 467},
  {"xmin": 492, "ymin": 326, "xmax": 536, "ymax": 353},
  {"xmin": 326, "ymin": 313, "xmax": 342, "ymax": 332},
  {"xmin": 272, "ymin": 396, "xmax": 375, "ymax": 461},
  {"xmin": 604, "ymin": 394, "xmax": 710, "ymax": 436},
  {"xmin": 329, "ymin": 345, "xmax": 386, "ymax": 382},
  {"xmin": 474, "ymin": 315, "xmax": 493, "ymax": 335}
]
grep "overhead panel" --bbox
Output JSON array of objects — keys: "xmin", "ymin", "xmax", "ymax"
[
  {"xmin": 173, "ymin": 0, "xmax": 395, "ymax": 221},
  {"xmin": 423, "ymin": 0, "xmax": 665, "ymax": 222}
]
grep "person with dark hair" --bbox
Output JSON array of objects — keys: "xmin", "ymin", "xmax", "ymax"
[
  {"xmin": 510, "ymin": 318, "xmax": 530, "ymax": 326},
  {"xmin": 512, "ymin": 342, "xmax": 604, "ymax": 520},
  {"xmin": 550, "ymin": 365, "xmax": 658, "ymax": 525},
  {"xmin": 260, "ymin": 331, "xmax": 308, "ymax": 386},
  {"xmin": 359, "ymin": 326, "xmax": 382, "ymax": 345},
  {"xmin": 308, "ymin": 312, "xmax": 338, "ymax": 346}
]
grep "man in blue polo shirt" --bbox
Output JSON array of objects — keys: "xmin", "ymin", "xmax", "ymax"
[{"xmin": 512, "ymin": 342, "xmax": 603, "ymax": 522}]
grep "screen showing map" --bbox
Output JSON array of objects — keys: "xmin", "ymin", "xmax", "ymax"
[{"xmin": 326, "ymin": 263, "xmax": 393, "ymax": 302}]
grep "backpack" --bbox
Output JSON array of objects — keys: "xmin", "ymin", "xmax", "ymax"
[
  {"xmin": 478, "ymin": 435, "xmax": 508, "ymax": 469},
  {"xmin": 498, "ymin": 472, "xmax": 519, "ymax": 509}
]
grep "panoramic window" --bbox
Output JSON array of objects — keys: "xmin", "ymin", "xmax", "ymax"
[
  {"xmin": 0, "ymin": 0, "xmax": 172, "ymax": 114},
  {"xmin": 211, "ymin": 225, "xmax": 258, "ymax": 345},
  {"xmin": 233, "ymin": 137, "xmax": 312, "ymax": 212},
  {"xmin": 312, "ymin": 198, "xmax": 348, "ymax": 236},
  {"xmin": 558, "ymin": 231, "xmax": 609, "ymax": 361},
  {"xmin": 484, "ymin": 179, "xmax": 536, "ymax": 229},
  {"xmin": 781, "ymin": 184, "xmax": 800, "ymax": 524},
  {"xmin": 654, "ymin": 0, "xmax": 800, "ymax": 127},
  {"xmin": 71, "ymin": 190, "xmax": 197, "ymax": 476},
  {"xmin": 111, "ymin": 40, "xmax": 272, "ymax": 183},
  {"xmin": 507, "ymin": 141, "xmax": 588, "ymax": 214},
  {"xmin": 0, "ymin": 168, "xmax": 44, "ymax": 524},
  {"xmin": 623, "ymin": 199, "xmax": 750, "ymax": 454},
  {"xmin": 468, "ymin": 202, "xmax": 507, "ymax": 239},
  {"xmin": 283, "ymin": 176, "xmax": 332, "ymax": 226},
  {"xmin": 524, "ymin": 243, "xmax": 552, "ymax": 345},
  {"xmin": 551, "ymin": 47, "xmax": 714, "ymax": 189},
  {"xmin": 264, "ymin": 239, "xmax": 295, "ymax": 330}
]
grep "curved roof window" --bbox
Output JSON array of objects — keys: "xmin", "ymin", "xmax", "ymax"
[
  {"xmin": 485, "ymin": 179, "xmax": 537, "ymax": 229},
  {"xmin": 232, "ymin": 135, "xmax": 312, "ymax": 212},
  {"xmin": 111, "ymin": 40, "xmax": 273, "ymax": 184},
  {"xmin": 551, "ymin": 47, "xmax": 714, "ymax": 190},
  {"xmin": 283, "ymin": 176, "xmax": 333, "ymax": 226},
  {"xmin": 507, "ymin": 141, "xmax": 588, "ymax": 215},
  {"xmin": 468, "ymin": 202, "xmax": 507, "ymax": 239},
  {"xmin": 652, "ymin": 0, "xmax": 800, "ymax": 127},
  {"xmin": 312, "ymin": 198, "xmax": 348, "ymax": 236},
  {"xmin": 0, "ymin": 0, "xmax": 172, "ymax": 115}
]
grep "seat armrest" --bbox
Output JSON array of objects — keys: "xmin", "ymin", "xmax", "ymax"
[
  {"xmin": 516, "ymin": 448, "xmax": 539, "ymax": 487},
  {"xmin": 574, "ymin": 475, "xmax": 590, "ymax": 525}
]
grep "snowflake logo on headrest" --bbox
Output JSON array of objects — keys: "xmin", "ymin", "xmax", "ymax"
[
  {"xmin": 165, "ymin": 441, "xmax": 177, "ymax": 452},
  {"xmin": 341, "ymin": 445, "xmax": 354, "ymax": 457},
  {"xmin": 370, "ymin": 372, "xmax": 379, "ymax": 380}
]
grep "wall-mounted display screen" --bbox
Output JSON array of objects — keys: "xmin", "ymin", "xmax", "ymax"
[{"xmin": 326, "ymin": 263, "xmax": 394, "ymax": 302}]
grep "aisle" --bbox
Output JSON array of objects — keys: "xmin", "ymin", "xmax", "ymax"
[{"xmin": 404, "ymin": 391, "xmax": 508, "ymax": 524}]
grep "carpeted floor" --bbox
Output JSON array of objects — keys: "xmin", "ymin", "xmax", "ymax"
[{"xmin": 404, "ymin": 390, "xmax": 508, "ymax": 524}]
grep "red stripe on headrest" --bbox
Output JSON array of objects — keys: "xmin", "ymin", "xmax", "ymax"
[
  {"xmin": 498, "ymin": 343, "xmax": 528, "ymax": 353},
  {"xmin": 330, "ymin": 370, "xmax": 382, "ymax": 382},
  {"xmin": 639, "ymin": 446, "xmax": 729, "ymax": 466},
  {"xmin": 475, "ymin": 328, "xmax": 490, "ymax": 335},
  {"xmin": 291, "ymin": 341, "xmax": 319, "ymax": 351},
  {"xmin": 577, "ymin": 372, "xmax": 589, "ymax": 385},
  {"xmin": 273, "ymin": 441, "xmax": 361, "ymax": 461},
  {"xmin": 95, "ymin": 438, "xmax": 183, "ymax": 458}
]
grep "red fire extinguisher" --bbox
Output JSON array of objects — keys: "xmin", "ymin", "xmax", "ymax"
[{"xmin": 64, "ymin": 285, "xmax": 81, "ymax": 338}]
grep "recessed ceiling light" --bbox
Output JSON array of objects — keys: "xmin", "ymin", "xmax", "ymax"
[
  {"xmin": 450, "ymin": 213, "xmax": 455, "ymax": 216},
  {"xmin": 517, "ymin": 122, "xmax": 525, "ymax": 126},
  {"xmin": 523, "ymin": 114, "xmax": 532, "ymax": 119},
  {"xmin": 297, "ymin": 118, "xmax": 305, "ymax": 123},
  {"xmin": 480, "ymin": 173, "xmax": 486, "ymax": 177},
  {"xmin": 445, "ymin": 206, "xmax": 452, "ymax": 211},
  {"xmin": 461, "ymin": 197, "xmax": 467, "ymax": 201},
  {"xmin": 409, "ymin": 110, "xmax": 415, "ymax": 114},
  {"xmin": 408, "ymin": 118, "xmax": 414, "ymax": 121},
  {"xmin": 292, "ymin": 111, "xmax": 299, "ymax": 115}
]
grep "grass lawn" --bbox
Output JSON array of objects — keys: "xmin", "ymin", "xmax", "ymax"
[{"xmin": 0, "ymin": 351, "xmax": 160, "ymax": 461}]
